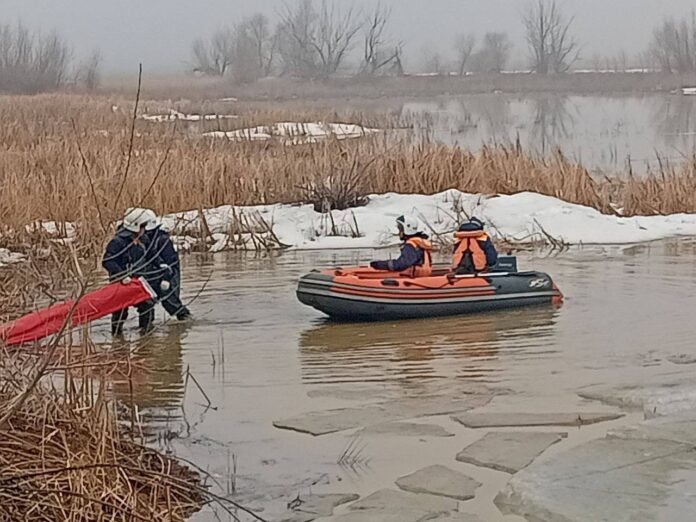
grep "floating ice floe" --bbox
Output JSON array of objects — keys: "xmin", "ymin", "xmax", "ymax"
[
  {"xmin": 203, "ymin": 121, "xmax": 380, "ymax": 144},
  {"xmin": 141, "ymin": 109, "xmax": 238, "ymax": 123},
  {"xmin": 161, "ymin": 190, "xmax": 696, "ymax": 252},
  {"xmin": 0, "ymin": 248, "xmax": 25, "ymax": 267}
]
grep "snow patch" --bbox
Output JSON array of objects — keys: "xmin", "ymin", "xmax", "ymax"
[
  {"xmin": 141, "ymin": 109, "xmax": 237, "ymax": 122},
  {"xmin": 203, "ymin": 121, "xmax": 380, "ymax": 144},
  {"xmin": 161, "ymin": 190, "xmax": 696, "ymax": 252},
  {"xmin": 25, "ymin": 221, "xmax": 76, "ymax": 238},
  {"xmin": 0, "ymin": 248, "xmax": 25, "ymax": 267}
]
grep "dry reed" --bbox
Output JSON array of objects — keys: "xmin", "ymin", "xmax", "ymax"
[
  {"xmin": 0, "ymin": 347, "xmax": 206, "ymax": 522},
  {"xmin": 2, "ymin": 93, "xmax": 696, "ymax": 260}
]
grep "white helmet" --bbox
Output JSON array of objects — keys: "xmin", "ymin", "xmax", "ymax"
[
  {"xmin": 122, "ymin": 207, "xmax": 153, "ymax": 233},
  {"xmin": 396, "ymin": 215, "xmax": 422, "ymax": 236},
  {"xmin": 142, "ymin": 208, "xmax": 161, "ymax": 231}
]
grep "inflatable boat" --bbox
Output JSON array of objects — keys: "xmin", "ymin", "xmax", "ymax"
[{"xmin": 296, "ymin": 257, "xmax": 563, "ymax": 321}]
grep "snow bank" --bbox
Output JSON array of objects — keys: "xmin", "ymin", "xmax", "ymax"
[
  {"xmin": 13, "ymin": 191, "xmax": 696, "ymax": 255},
  {"xmin": 0, "ymin": 248, "xmax": 25, "ymax": 267},
  {"xmin": 162, "ymin": 190, "xmax": 696, "ymax": 251},
  {"xmin": 203, "ymin": 122, "xmax": 380, "ymax": 144},
  {"xmin": 141, "ymin": 109, "xmax": 237, "ymax": 123}
]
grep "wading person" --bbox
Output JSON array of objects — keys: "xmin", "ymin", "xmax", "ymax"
[
  {"xmin": 143, "ymin": 209, "xmax": 192, "ymax": 321},
  {"xmin": 102, "ymin": 208, "xmax": 160, "ymax": 337},
  {"xmin": 370, "ymin": 215, "xmax": 433, "ymax": 277},
  {"xmin": 451, "ymin": 217, "xmax": 498, "ymax": 274}
]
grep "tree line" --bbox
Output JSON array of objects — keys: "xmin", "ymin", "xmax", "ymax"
[
  {"xmin": 2, "ymin": 0, "xmax": 696, "ymax": 93},
  {"xmin": 0, "ymin": 22, "xmax": 101, "ymax": 94},
  {"xmin": 189, "ymin": 0, "xmax": 579, "ymax": 81}
]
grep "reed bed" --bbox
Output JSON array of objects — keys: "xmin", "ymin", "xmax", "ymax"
[
  {"xmin": 2, "ymin": 93, "xmax": 696, "ymax": 256},
  {"xmin": 0, "ymin": 345, "xmax": 208, "ymax": 522}
]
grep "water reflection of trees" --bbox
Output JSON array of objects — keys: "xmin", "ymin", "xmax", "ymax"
[
  {"xmin": 455, "ymin": 95, "xmax": 512, "ymax": 144},
  {"xmin": 443, "ymin": 95, "xmax": 576, "ymax": 154},
  {"xmin": 652, "ymin": 95, "xmax": 696, "ymax": 151},
  {"xmin": 530, "ymin": 95, "xmax": 575, "ymax": 155}
]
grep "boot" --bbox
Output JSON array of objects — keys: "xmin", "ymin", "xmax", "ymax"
[
  {"xmin": 138, "ymin": 303, "xmax": 155, "ymax": 335},
  {"xmin": 176, "ymin": 308, "xmax": 192, "ymax": 321}
]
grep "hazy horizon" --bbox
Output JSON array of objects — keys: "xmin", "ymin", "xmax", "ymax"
[{"xmin": 2, "ymin": 0, "xmax": 695, "ymax": 74}]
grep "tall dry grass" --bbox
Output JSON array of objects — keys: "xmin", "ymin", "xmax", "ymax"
[{"xmin": 2, "ymin": 93, "xmax": 696, "ymax": 254}]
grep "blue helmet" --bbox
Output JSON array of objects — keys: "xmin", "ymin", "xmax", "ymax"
[{"xmin": 459, "ymin": 216, "xmax": 484, "ymax": 232}]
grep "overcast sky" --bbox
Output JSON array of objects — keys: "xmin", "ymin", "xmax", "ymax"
[{"xmin": 2, "ymin": 0, "xmax": 695, "ymax": 73}]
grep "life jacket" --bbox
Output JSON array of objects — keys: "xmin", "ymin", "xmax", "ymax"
[
  {"xmin": 452, "ymin": 230, "xmax": 488, "ymax": 273},
  {"xmin": 402, "ymin": 237, "xmax": 433, "ymax": 277}
]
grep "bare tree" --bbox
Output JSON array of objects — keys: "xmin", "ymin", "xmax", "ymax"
[
  {"xmin": 418, "ymin": 45, "xmax": 446, "ymax": 75},
  {"xmin": 523, "ymin": 0, "xmax": 579, "ymax": 74},
  {"xmin": 647, "ymin": 14, "xmax": 696, "ymax": 74},
  {"xmin": 471, "ymin": 32, "xmax": 511, "ymax": 73},
  {"xmin": 243, "ymin": 14, "xmax": 277, "ymax": 77},
  {"xmin": 75, "ymin": 50, "xmax": 101, "ymax": 90},
  {"xmin": 360, "ymin": 3, "xmax": 401, "ymax": 76},
  {"xmin": 277, "ymin": 0, "xmax": 363, "ymax": 78},
  {"xmin": 191, "ymin": 17, "xmax": 276, "ymax": 82},
  {"xmin": 276, "ymin": 0, "xmax": 320, "ymax": 77},
  {"xmin": 313, "ymin": 0, "xmax": 363, "ymax": 76},
  {"xmin": 0, "ymin": 22, "xmax": 71, "ymax": 93},
  {"xmin": 454, "ymin": 34, "xmax": 476, "ymax": 75},
  {"xmin": 191, "ymin": 28, "xmax": 236, "ymax": 76}
]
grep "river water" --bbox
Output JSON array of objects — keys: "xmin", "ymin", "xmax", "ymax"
[
  {"xmin": 402, "ymin": 94, "xmax": 696, "ymax": 173},
  {"xmin": 108, "ymin": 240, "xmax": 696, "ymax": 521}
]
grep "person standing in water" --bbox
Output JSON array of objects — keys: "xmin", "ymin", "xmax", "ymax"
[
  {"xmin": 370, "ymin": 215, "xmax": 433, "ymax": 277},
  {"xmin": 143, "ymin": 209, "xmax": 192, "ymax": 321},
  {"xmin": 102, "ymin": 208, "xmax": 160, "ymax": 337}
]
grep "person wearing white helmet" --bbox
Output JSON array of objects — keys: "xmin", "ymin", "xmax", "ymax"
[
  {"xmin": 143, "ymin": 209, "xmax": 192, "ymax": 321},
  {"xmin": 370, "ymin": 215, "xmax": 433, "ymax": 277},
  {"xmin": 102, "ymin": 208, "xmax": 160, "ymax": 337}
]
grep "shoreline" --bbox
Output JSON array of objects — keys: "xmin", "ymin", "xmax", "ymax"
[{"xmin": 98, "ymin": 72, "xmax": 696, "ymax": 101}]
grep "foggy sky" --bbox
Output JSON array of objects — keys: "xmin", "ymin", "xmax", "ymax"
[{"xmin": 3, "ymin": 0, "xmax": 695, "ymax": 74}]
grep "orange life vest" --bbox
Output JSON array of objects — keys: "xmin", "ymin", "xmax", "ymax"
[
  {"xmin": 403, "ymin": 237, "xmax": 433, "ymax": 277},
  {"xmin": 452, "ymin": 230, "xmax": 488, "ymax": 273}
]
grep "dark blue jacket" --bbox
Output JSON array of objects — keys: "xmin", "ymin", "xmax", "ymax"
[
  {"xmin": 371, "ymin": 236, "xmax": 426, "ymax": 271},
  {"xmin": 146, "ymin": 227, "xmax": 179, "ymax": 273},
  {"xmin": 102, "ymin": 228, "xmax": 160, "ymax": 281},
  {"xmin": 481, "ymin": 238, "xmax": 498, "ymax": 267}
]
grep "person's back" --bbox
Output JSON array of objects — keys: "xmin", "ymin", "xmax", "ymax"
[
  {"xmin": 452, "ymin": 217, "xmax": 497, "ymax": 274},
  {"xmin": 103, "ymin": 226, "xmax": 151, "ymax": 281},
  {"xmin": 370, "ymin": 215, "xmax": 433, "ymax": 277},
  {"xmin": 143, "ymin": 212, "xmax": 192, "ymax": 321}
]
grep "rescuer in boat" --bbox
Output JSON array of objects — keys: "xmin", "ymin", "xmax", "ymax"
[
  {"xmin": 369, "ymin": 215, "xmax": 433, "ymax": 277},
  {"xmin": 142, "ymin": 209, "xmax": 192, "ymax": 321},
  {"xmin": 452, "ymin": 217, "xmax": 498, "ymax": 274},
  {"xmin": 102, "ymin": 208, "xmax": 162, "ymax": 337}
]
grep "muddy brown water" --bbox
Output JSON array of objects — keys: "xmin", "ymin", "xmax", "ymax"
[{"xmin": 103, "ymin": 240, "xmax": 696, "ymax": 521}]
